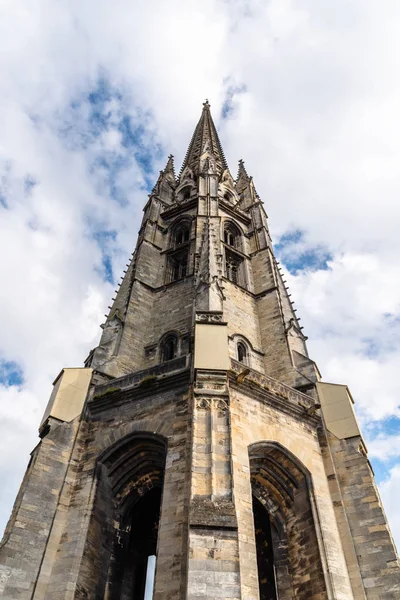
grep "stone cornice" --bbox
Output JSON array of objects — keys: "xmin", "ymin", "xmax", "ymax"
[{"xmin": 229, "ymin": 360, "xmax": 320, "ymax": 425}]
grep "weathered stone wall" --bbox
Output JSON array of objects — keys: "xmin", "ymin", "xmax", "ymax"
[
  {"xmin": 326, "ymin": 432, "xmax": 400, "ymax": 599},
  {"xmin": 222, "ymin": 279, "xmax": 265, "ymax": 372},
  {"xmin": 229, "ymin": 380, "xmax": 355, "ymax": 600},
  {"xmin": 0, "ymin": 418, "xmax": 80, "ymax": 599}
]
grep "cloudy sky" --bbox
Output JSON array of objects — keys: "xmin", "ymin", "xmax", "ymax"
[{"xmin": 1, "ymin": 0, "xmax": 400, "ymax": 548}]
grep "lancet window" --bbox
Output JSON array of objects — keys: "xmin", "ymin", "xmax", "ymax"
[
  {"xmin": 237, "ymin": 342, "xmax": 248, "ymax": 365},
  {"xmin": 180, "ymin": 186, "xmax": 191, "ymax": 202},
  {"xmin": 223, "ymin": 222, "xmax": 241, "ymax": 250},
  {"xmin": 173, "ymin": 221, "xmax": 191, "ymax": 246},
  {"xmin": 161, "ymin": 334, "xmax": 178, "ymax": 362},
  {"xmin": 167, "ymin": 219, "xmax": 191, "ymax": 283}
]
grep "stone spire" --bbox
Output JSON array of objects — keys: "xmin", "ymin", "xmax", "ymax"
[{"xmin": 179, "ymin": 100, "xmax": 228, "ymax": 177}]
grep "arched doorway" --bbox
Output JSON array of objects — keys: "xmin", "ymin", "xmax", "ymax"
[
  {"xmin": 80, "ymin": 433, "xmax": 167, "ymax": 600},
  {"xmin": 249, "ymin": 442, "xmax": 328, "ymax": 600}
]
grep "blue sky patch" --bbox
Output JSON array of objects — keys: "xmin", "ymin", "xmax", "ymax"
[
  {"xmin": 275, "ymin": 229, "xmax": 332, "ymax": 274},
  {"xmin": 0, "ymin": 360, "xmax": 24, "ymax": 387},
  {"xmin": 221, "ymin": 81, "xmax": 247, "ymax": 120},
  {"xmin": 57, "ymin": 75, "xmax": 162, "ymax": 203},
  {"xmin": 91, "ymin": 228, "xmax": 117, "ymax": 284},
  {"xmin": 365, "ymin": 416, "xmax": 400, "ymax": 483}
]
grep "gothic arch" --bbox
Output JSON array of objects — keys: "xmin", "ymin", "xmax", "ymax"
[
  {"xmin": 231, "ymin": 334, "xmax": 263, "ymax": 370},
  {"xmin": 159, "ymin": 330, "xmax": 180, "ymax": 362},
  {"xmin": 166, "ymin": 217, "xmax": 193, "ymax": 282},
  {"xmin": 222, "ymin": 219, "xmax": 243, "ymax": 251},
  {"xmin": 82, "ymin": 433, "xmax": 168, "ymax": 600},
  {"xmin": 248, "ymin": 441, "xmax": 328, "ymax": 600},
  {"xmin": 169, "ymin": 215, "xmax": 193, "ymax": 247},
  {"xmin": 175, "ymin": 177, "xmax": 195, "ymax": 203}
]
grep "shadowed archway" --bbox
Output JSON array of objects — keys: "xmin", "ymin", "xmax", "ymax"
[
  {"xmin": 249, "ymin": 442, "xmax": 327, "ymax": 600},
  {"xmin": 78, "ymin": 433, "xmax": 167, "ymax": 600}
]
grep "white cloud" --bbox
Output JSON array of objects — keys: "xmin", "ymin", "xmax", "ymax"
[
  {"xmin": 368, "ymin": 434, "xmax": 400, "ymax": 462},
  {"xmin": 0, "ymin": 0, "xmax": 399, "ymax": 553}
]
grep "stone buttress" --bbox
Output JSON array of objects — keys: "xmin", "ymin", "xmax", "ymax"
[{"xmin": 1, "ymin": 102, "xmax": 399, "ymax": 600}]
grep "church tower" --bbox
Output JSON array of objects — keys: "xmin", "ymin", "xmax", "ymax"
[{"xmin": 1, "ymin": 102, "xmax": 399, "ymax": 600}]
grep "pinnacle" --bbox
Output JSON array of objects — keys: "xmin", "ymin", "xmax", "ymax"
[
  {"xmin": 236, "ymin": 159, "xmax": 250, "ymax": 182},
  {"xmin": 164, "ymin": 154, "xmax": 175, "ymax": 177}
]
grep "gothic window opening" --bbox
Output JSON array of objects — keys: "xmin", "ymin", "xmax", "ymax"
[
  {"xmin": 178, "ymin": 186, "xmax": 191, "ymax": 203},
  {"xmin": 174, "ymin": 222, "xmax": 190, "ymax": 246},
  {"xmin": 253, "ymin": 497, "xmax": 277, "ymax": 600},
  {"xmin": 161, "ymin": 334, "xmax": 178, "ymax": 362},
  {"xmin": 167, "ymin": 249, "xmax": 188, "ymax": 283},
  {"xmin": 224, "ymin": 191, "xmax": 232, "ymax": 204},
  {"xmin": 225, "ymin": 250, "xmax": 242, "ymax": 285},
  {"xmin": 237, "ymin": 342, "xmax": 248, "ymax": 365},
  {"xmin": 223, "ymin": 222, "xmax": 241, "ymax": 250}
]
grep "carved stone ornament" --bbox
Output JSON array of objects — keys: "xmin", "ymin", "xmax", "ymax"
[
  {"xmin": 195, "ymin": 398, "xmax": 229, "ymax": 411},
  {"xmin": 195, "ymin": 398, "xmax": 212, "ymax": 410},
  {"xmin": 195, "ymin": 312, "xmax": 223, "ymax": 323},
  {"xmin": 215, "ymin": 398, "xmax": 229, "ymax": 411}
]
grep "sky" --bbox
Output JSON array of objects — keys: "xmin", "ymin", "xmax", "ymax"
[{"xmin": 0, "ymin": 0, "xmax": 399, "ymax": 551}]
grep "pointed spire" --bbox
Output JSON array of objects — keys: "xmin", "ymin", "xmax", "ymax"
[
  {"xmin": 235, "ymin": 159, "xmax": 260, "ymax": 207},
  {"xmin": 179, "ymin": 100, "xmax": 228, "ymax": 177},
  {"xmin": 150, "ymin": 154, "xmax": 176, "ymax": 202},
  {"xmin": 236, "ymin": 159, "xmax": 250, "ymax": 182},
  {"xmin": 164, "ymin": 154, "xmax": 175, "ymax": 178}
]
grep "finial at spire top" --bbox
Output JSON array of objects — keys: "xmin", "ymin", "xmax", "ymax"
[
  {"xmin": 203, "ymin": 99, "xmax": 211, "ymax": 109},
  {"xmin": 237, "ymin": 159, "xmax": 250, "ymax": 181}
]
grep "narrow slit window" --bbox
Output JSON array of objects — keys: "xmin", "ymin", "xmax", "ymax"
[
  {"xmin": 162, "ymin": 335, "xmax": 177, "ymax": 362},
  {"xmin": 237, "ymin": 342, "xmax": 247, "ymax": 365}
]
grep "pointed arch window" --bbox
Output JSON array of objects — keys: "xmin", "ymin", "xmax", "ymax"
[
  {"xmin": 161, "ymin": 334, "xmax": 178, "ymax": 362},
  {"xmin": 178, "ymin": 186, "xmax": 192, "ymax": 203},
  {"xmin": 223, "ymin": 222, "xmax": 241, "ymax": 250},
  {"xmin": 249, "ymin": 442, "xmax": 327, "ymax": 600},
  {"xmin": 237, "ymin": 342, "xmax": 248, "ymax": 365},
  {"xmin": 167, "ymin": 219, "xmax": 191, "ymax": 283},
  {"xmin": 174, "ymin": 221, "xmax": 191, "ymax": 246}
]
